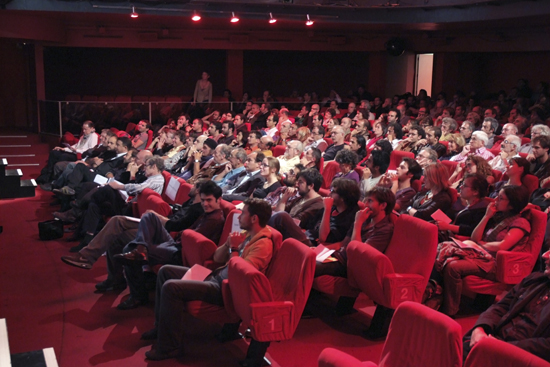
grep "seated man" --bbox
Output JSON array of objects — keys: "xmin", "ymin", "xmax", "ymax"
[
  {"xmin": 360, "ymin": 149, "xmax": 390, "ymax": 200},
  {"xmin": 222, "ymin": 152, "xmax": 265, "ymax": 201},
  {"xmin": 177, "ymin": 138, "xmax": 217, "ymax": 181},
  {"xmin": 378, "ymin": 157, "xmax": 422, "ymax": 212},
  {"xmin": 131, "ymin": 120, "xmax": 152, "ymax": 150},
  {"xmin": 37, "ymin": 121, "xmax": 99, "ymax": 184},
  {"xmin": 277, "ymin": 140, "xmax": 302, "ymax": 175},
  {"xmin": 60, "ymin": 179, "xmax": 206, "ymax": 291},
  {"xmin": 450, "ymin": 131, "xmax": 494, "ymax": 163},
  {"xmin": 315, "ymin": 186, "xmax": 396, "ymax": 278},
  {"xmin": 212, "ymin": 147, "xmax": 247, "ymax": 188},
  {"xmin": 395, "ymin": 125, "xmax": 426, "ymax": 156},
  {"xmin": 187, "ymin": 143, "xmax": 231, "ymax": 184},
  {"xmin": 267, "ymin": 168, "xmax": 324, "ymax": 244},
  {"xmin": 489, "ymin": 135, "xmax": 521, "ymax": 172},
  {"xmin": 463, "ymin": 250, "xmax": 550, "ymax": 362},
  {"xmin": 323, "ymin": 126, "xmax": 346, "ymax": 161},
  {"xmin": 142, "ymin": 198, "xmax": 274, "ymax": 361},
  {"xmin": 114, "ymin": 180, "xmax": 225, "ymax": 310}
]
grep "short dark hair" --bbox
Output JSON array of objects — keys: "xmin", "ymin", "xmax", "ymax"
[
  {"xmin": 402, "ymin": 157, "xmax": 422, "ymax": 182},
  {"xmin": 296, "ymin": 168, "xmax": 324, "ymax": 192},
  {"xmin": 254, "ymin": 152, "xmax": 265, "ymax": 163},
  {"xmin": 243, "ymin": 198, "xmax": 272, "ymax": 227},
  {"xmin": 370, "ymin": 150, "xmax": 390, "ymax": 174},
  {"xmin": 463, "ymin": 173, "xmax": 489, "ymax": 199},
  {"xmin": 313, "ymin": 125, "xmax": 325, "ymax": 136},
  {"xmin": 533, "ymin": 135, "xmax": 550, "ymax": 150},
  {"xmin": 331, "ymin": 178, "xmax": 360, "ymax": 208},
  {"xmin": 374, "ymin": 140, "xmax": 393, "ymax": 154},
  {"xmin": 250, "ymin": 130, "xmax": 262, "ymax": 140},
  {"xmin": 509, "ymin": 157, "xmax": 530, "ymax": 178},
  {"xmin": 389, "ymin": 108, "xmax": 401, "ymax": 120},
  {"xmin": 366, "ymin": 186, "xmax": 396, "ymax": 215},
  {"xmin": 388, "ymin": 123, "xmax": 403, "ymax": 139},
  {"xmin": 83, "ymin": 120, "xmax": 94, "ymax": 129},
  {"xmin": 409, "ymin": 125, "xmax": 426, "ymax": 139},
  {"xmin": 223, "ymin": 121, "xmax": 235, "ymax": 132},
  {"xmin": 118, "ymin": 136, "xmax": 132, "ymax": 151},
  {"xmin": 426, "ymin": 126, "xmax": 442, "ymax": 139},
  {"xmin": 335, "ymin": 149, "xmax": 359, "ymax": 169},
  {"xmin": 146, "ymin": 156, "xmax": 165, "ymax": 172},
  {"xmin": 211, "ymin": 122, "xmax": 222, "ymax": 133},
  {"xmin": 199, "ymin": 180, "xmax": 222, "ymax": 199},
  {"xmin": 174, "ymin": 130, "xmax": 187, "ymax": 142}
]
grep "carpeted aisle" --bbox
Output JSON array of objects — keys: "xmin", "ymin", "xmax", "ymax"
[{"xmin": 0, "ymin": 130, "xmax": 479, "ymax": 367}]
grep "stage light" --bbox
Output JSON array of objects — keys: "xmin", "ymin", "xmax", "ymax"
[
  {"xmin": 130, "ymin": 6, "xmax": 138, "ymax": 18},
  {"xmin": 269, "ymin": 13, "xmax": 277, "ymax": 24},
  {"xmin": 230, "ymin": 12, "xmax": 239, "ymax": 23},
  {"xmin": 306, "ymin": 14, "xmax": 314, "ymax": 26},
  {"xmin": 191, "ymin": 12, "xmax": 201, "ymax": 21}
]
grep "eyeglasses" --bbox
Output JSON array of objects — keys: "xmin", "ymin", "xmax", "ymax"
[{"xmin": 260, "ymin": 162, "xmax": 269, "ymax": 167}]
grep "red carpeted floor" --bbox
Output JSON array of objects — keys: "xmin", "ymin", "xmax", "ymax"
[{"xmin": 0, "ymin": 129, "xmax": 479, "ymax": 367}]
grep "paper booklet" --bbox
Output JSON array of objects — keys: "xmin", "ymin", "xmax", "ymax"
[
  {"xmin": 431, "ymin": 209, "xmax": 452, "ymax": 224},
  {"xmin": 451, "ymin": 237, "xmax": 489, "ymax": 254},
  {"xmin": 314, "ymin": 245, "xmax": 336, "ymax": 263},
  {"xmin": 165, "ymin": 176, "xmax": 180, "ymax": 202},
  {"xmin": 93, "ymin": 175, "xmax": 129, "ymax": 201},
  {"xmin": 231, "ymin": 213, "xmax": 242, "ymax": 234},
  {"xmin": 182, "ymin": 264, "xmax": 212, "ymax": 281}
]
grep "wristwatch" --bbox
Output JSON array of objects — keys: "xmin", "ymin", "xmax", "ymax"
[{"xmin": 195, "ymin": 159, "xmax": 200, "ymax": 163}]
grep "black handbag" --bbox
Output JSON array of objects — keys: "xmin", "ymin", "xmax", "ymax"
[{"xmin": 38, "ymin": 219, "xmax": 64, "ymax": 240}]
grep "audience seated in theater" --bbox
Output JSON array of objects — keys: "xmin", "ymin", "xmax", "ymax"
[
  {"xmin": 440, "ymin": 117, "xmax": 458, "ymax": 142},
  {"xmin": 267, "ymin": 168, "xmax": 324, "ymax": 242},
  {"xmin": 315, "ymin": 186, "xmax": 395, "ymax": 280},
  {"xmin": 378, "ymin": 157, "xmax": 422, "ymax": 212},
  {"xmin": 162, "ymin": 130, "xmax": 187, "ymax": 171},
  {"xmin": 430, "ymin": 185, "xmax": 530, "ymax": 316},
  {"xmin": 169, "ymin": 135, "xmax": 207, "ymax": 175},
  {"xmin": 307, "ymin": 178, "xmax": 360, "ymax": 247},
  {"xmin": 304, "ymin": 126, "xmax": 328, "ymax": 153},
  {"xmin": 490, "ymin": 157, "xmax": 530, "ymax": 199},
  {"xmin": 323, "ymin": 126, "xmax": 346, "ymax": 161},
  {"xmin": 449, "ymin": 155, "xmax": 494, "ymax": 191},
  {"xmin": 60, "ymin": 179, "xmax": 205, "ymax": 282},
  {"xmin": 463, "ymin": 256, "xmax": 550, "ymax": 362},
  {"xmin": 519, "ymin": 124, "xmax": 550, "ymax": 155},
  {"xmin": 212, "ymin": 147, "xmax": 247, "ymax": 188},
  {"xmin": 52, "ymin": 135, "xmax": 129, "ymax": 196},
  {"xmin": 367, "ymin": 119, "xmax": 387, "ymax": 149},
  {"xmin": 530, "ymin": 135, "xmax": 550, "ymax": 185},
  {"xmin": 141, "ymin": 198, "xmax": 274, "ymax": 361},
  {"xmin": 223, "ymin": 152, "xmax": 265, "ymax": 201},
  {"xmin": 253, "ymin": 156, "xmax": 282, "ymax": 199},
  {"xmin": 37, "ymin": 120, "xmax": 98, "ymax": 184},
  {"xmin": 395, "ymin": 125, "xmax": 426, "ymax": 156},
  {"xmin": 300, "ymin": 147, "xmax": 322, "ymax": 170},
  {"xmin": 450, "ymin": 131, "xmax": 495, "ymax": 163},
  {"xmin": 218, "ymin": 121, "xmax": 235, "ymax": 146},
  {"xmin": 489, "ymin": 135, "xmax": 521, "ymax": 172},
  {"xmin": 360, "ymin": 150, "xmax": 390, "ymax": 200},
  {"xmin": 187, "ymin": 143, "xmax": 231, "ymax": 185},
  {"xmin": 115, "ymin": 180, "xmax": 225, "ymax": 311},
  {"xmin": 148, "ymin": 129, "xmax": 173, "ymax": 154},
  {"xmin": 346, "ymin": 134, "xmax": 368, "ymax": 163},
  {"xmin": 406, "ymin": 162, "xmax": 453, "ymax": 221},
  {"xmin": 277, "ymin": 140, "xmax": 302, "ymax": 175},
  {"xmin": 334, "ymin": 150, "xmax": 360, "ymax": 183},
  {"xmin": 177, "ymin": 138, "xmax": 217, "ymax": 181}
]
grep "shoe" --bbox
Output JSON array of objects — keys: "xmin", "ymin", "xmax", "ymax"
[
  {"xmin": 117, "ymin": 297, "xmax": 148, "ymax": 310},
  {"xmin": 39, "ymin": 183, "xmax": 53, "ymax": 191},
  {"xmin": 53, "ymin": 210, "xmax": 77, "ymax": 223},
  {"xmin": 95, "ymin": 279, "xmax": 126, "ymax": 292},
  {"xmin": 53, "ymin": 186, "xmax": 75, "ymax": 196},
  {"xmin": 141, "ymin": 328, "xmax": 158, "ymax": 340},
  {"xmin": 145, "ymin": 348, "xmax": 184, "ymax": 361},
  {"xmin": 113, "ymin": 249, "xmax": 148, "ymax": 265},
  {"xmin": 61, "ymin": 254, "xmax": 92, "ymax": 269}
]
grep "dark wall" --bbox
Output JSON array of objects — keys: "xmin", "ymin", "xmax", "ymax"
[
  {"xmin": 243, "ymin": 50, "xmax": 370, "ymax": 99},
  {"xmin": 43, "ymin": 47, "xmax": 227, "ymax": 100}
]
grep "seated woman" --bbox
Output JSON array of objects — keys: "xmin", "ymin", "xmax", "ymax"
[
  {"xmin": 367, "ymin": 120, "xmax": 387, "ymax": 150},
  {"xmin": 449, "ymin": 155, "xmax": 494, "ymax": 191},
  {"xmin": 489, "ymin": 157, "xmax": 530, "ymax": 199},
  {"xmin": 435, "ymin": 173, "xmax": 489, "ymax": 240},
  {"xmin": 334, "ymin": 149, "xmax": 360, "ymax": 183},
  {"xmin": 324, "ymin": 118, "xmax": 338, "ymax": 138},
  {"xmin": 406, "ymin": 162, "xmax": 453, "ymax": 221},
  {"xmin": 386, "ymin": 122, "xmax": 404, "ymax": 150},
  {"xmin": 230, "ymin": 130, "xmax": 249, "ymax": 149},
  {"xmin": 431, "ymin": 185, "xmax": 531, "ymax": 316},
  {"xmin": 253, "ymin": 156, "xmax": 282, "ymax": 199},
  {"xmin": 347, "ymin": 134, "xmax": 368, "ymax": 164},
  {"xmin": 440, "ymin": 133, "xmax": 466, "ymax": 161}
]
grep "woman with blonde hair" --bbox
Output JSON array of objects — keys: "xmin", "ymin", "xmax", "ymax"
[
  {"xmin": 296, "ymin": 126, "xmax": 311, "ymax": 144},
  {"xmin": 440, "ymin": 133, "xmax": 466, "ymax": 161},
  {"xmin": 406, "ymin": 162, "xmax": 453, "ymax": 221},
  {"xmin": 253, "ymin": 156, "xmax": 282, "ymax": 199}
]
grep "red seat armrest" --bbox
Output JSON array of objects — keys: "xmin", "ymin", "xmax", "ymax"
[
  {"xmin": 383, "ymin": 273, "xmax": 425, "ymax": 308},
  {"xmin": 249, "ymin": 301, "xmax": 295, "ymax": 342},
  {"xmin": 495, "ymin": 251, "xmax": 533, "ymax": 284}
]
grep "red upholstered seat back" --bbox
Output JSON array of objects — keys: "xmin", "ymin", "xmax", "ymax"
[
  {"xmin": 136, "ymin": 189, "xmax": 171, "ymax": 217},
  {"xmin": 388, "ymin": 150, "xmax": 414, "ymax": 170},
  {"xmin": 180, "ymin": 229, "xmax": 218, "ymax": 267},
  {"xmin": 272, "ymin": 145, "xmax": 285, "ymax": 157},
  {"xmin": 522, "ymin": 174, "xmax": 539, "ymax": 196},
  {"xmin": 321, "ymin": 161, "xmax": 341, "ymax": 189},
  {"xmin": 220, "ymin": 199, "xmax": 236, "ymax": 218},
  {"xmin": 441, "ymin": 160, "xmax": 458, "ymax": 176},
  {"xmin": 384, "ymin": 215, "xmax": 438, "ymax": 276}
]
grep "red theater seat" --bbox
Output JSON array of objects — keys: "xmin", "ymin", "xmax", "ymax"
[{"xmin": 464, "ymin": 336, "xmax": 550, "ymax": 367}]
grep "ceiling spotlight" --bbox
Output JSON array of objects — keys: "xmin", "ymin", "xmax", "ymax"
[
  {"xmin": 130, "ymin": 6, "xmax": 138, "ymax": 18},
  {"xmin": 230, "ymin": 12, "xmax": 239, "ymax": 23},
  {"xmin": 306, "ymin": 14, "xmax": 314, "ymax": 26},
  {"xmin": 269, "ymin": 13, "xmax": 277, "ymax": 24},
  {"xmin": 191, "ymin": 12, "xmax": 201, "ymax": 21}
]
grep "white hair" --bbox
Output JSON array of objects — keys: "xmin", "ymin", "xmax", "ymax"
[{"xmin": 472, "ymin": 131, "xmax": 489, "ymax": 146}]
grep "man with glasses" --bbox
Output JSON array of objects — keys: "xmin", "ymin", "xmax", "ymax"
[
  {"xmin": 489, "ymin": 135, "xmax": 521, "ymax": 172},
  {"xmin": 459, "ymin": 120, "xmax": 475, "ymax": 144},
  {"xmin": 277, "ymin": 140, "xmax": 302, "ymax": 175},
  {"xmin": 492, "ymin": 123, "xmax": 519, "ymax": 152},
  {"xmin": 323, "ymin": 126, "xmax": 346, "ymax": 161},
  {"xmin": 416, "ymin": 147, "xmax": 438, "ymax": 171},
  {"xmin": 304, "ymin": 126, "xmax": 328, "ymax": 153},
  {"xmin": 451, "ymin": 131, "xmax": 494, "ymax": 163},
  {"xmin": 520, "ymin": 124, "xmax": 550, "ymax": 155}
]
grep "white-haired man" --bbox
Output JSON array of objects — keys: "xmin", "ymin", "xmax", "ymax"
[
  {"xmin": 277, "ymin": 140, "xmax": 303, "ymax": 175},
  {"xmin": 489, "ymin": 135, "xmax": 521, "ymax": 172},
  {"xmin": 450, "ymin": 131, "xmax": 495, "ymax": 163},
  {"xmin": 519, "ymin": 124, "xmax": 550, "ymax": 155}
]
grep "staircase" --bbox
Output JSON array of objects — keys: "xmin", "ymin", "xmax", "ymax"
[
  {"xmin": 0, "ymin": 133, "xmax": 42, "ymax": 199},
  {"xmin": 1, "ymin": 318, "xmax": 59, "ymax": 367}
]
